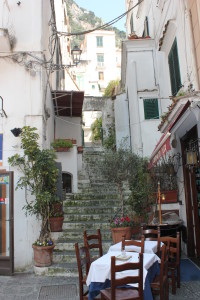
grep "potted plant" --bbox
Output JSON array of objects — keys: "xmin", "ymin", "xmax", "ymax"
[
  {"xmin": 128, "ymin": 158, "xmax": 155, "ymax": 236},
  {"xmin": 110, "ymin": 215, "xmax": 133, "ymax": 244},
  {"xmin": 51, "ymin": 139, "xmax": 73, "ymax": 152},
  {"xmin": 49, "ymin": 196, "xmax": 64, "ymax": 232},
  {"xmin": 99, "ymin": 139, "xmax": 138, "ymax": 243},
  {"xmin": 150, "ymin": 154, "xmax": 180, "ymax": 203},
  {"xmin": 8, "ymin": 126, "xmax": 59, "ymax": 267},
  {"xmin": 77, "ymin": 146, "xmax": 84, "ymax": 154}
]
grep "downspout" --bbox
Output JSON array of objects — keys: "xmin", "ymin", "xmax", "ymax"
[
  {"xmin": 188, "ymin": 8, "xmax": 200, "ymax": 90},
  {"xmin": 132, "ymin": 61, "xmax": 143, "ymax": 156}
]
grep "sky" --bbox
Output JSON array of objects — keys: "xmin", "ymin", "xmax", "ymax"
[{"xmin": 74, "ymin": 0, "xmax": 126, "ymax": 31}]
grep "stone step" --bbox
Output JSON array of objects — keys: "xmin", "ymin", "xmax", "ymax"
[
  {"xmin": 47, "ymin": 262, "xmax": 78, "ymax": 277},
  {"xmin": 63, "ymin": 221, "xmax": 111, "ymax": 230},
  {"xmin": 54, "ymin": 240, "xmax": 112, "ymax": 252},
  {"xmin": 52, "ymin": 229, "xmax": 112, "ymax": 241},
  {"xmin": 64, "ymin": 213, "xmax": 113, "ymax": 222},
  {"xmin": 71, "ymin": 194, "xmax": 120, "ymax": 201},
  {"xmin": 64, "ymin": 206, "xmax": 119, "ymax": 214}
]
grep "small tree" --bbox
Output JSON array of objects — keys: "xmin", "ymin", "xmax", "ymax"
[
  {"xmin": 103, "ymin": 79, "xmax": 120, "ymax": 98},
  {"xmin": 128, "ymin": 158, "xmax": 154, "ymax": 217},
  {"xmin": 99, "ymin": 141, "xmax": 138, "ymax": 217},
  {"xmin": 91, "ymin": 116, "xmax": 102, "ymax": 142},
  {"xmin": 8, "ymin": 126, "xmax": 58, "ymax": 243}
]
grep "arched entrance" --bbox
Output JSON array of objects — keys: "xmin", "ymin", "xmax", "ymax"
[{"xmin": 62, "ymin": 172, "xmax": 72, "ymax": 193}]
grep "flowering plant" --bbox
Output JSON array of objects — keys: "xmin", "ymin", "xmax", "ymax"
[
  {"xmin": 33, "ymin": 239, "xmax": 54, "ymax": 247},
  {"xmin": 110, "ymin": 215, "xmax": 134, "ymax": 228}
]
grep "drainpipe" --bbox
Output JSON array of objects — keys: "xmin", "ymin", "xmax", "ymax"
[
  {"xmin": 131, "ymin": 61, "xmax": 143, "ymax": 156},
  {"xmin": 188, "ymin": 8, "xmax": 200, "ymax": 90}
]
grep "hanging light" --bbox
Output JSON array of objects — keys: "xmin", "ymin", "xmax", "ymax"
[
  {"xmin": 186, "ymin": 139, "xmax": 199, "ymax": 168},
  {"xmin": 186, "ymin": 150, "xmax": 197, "ymax": 165},
  {"xmin": 71, "ymin": 46, "xmax": 82, "ymax": 66}
]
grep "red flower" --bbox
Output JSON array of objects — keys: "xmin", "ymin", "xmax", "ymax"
[
  {"xmin": 121, "ymin": 217, "xmax": 125, "ymax": 222},
  {"xmin": 126, "ymin": 216, "xmax": 130, "ymax": 222}
]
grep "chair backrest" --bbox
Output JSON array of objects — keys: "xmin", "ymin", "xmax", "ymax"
[
  {"xmin": 75, "ymin": 242, "xmax": 90, "ymax": 300},
  {"xmin": 160, "ymin": 232, "xmax": 180, "ymax": 265},
  {"xmin": 159, "ymin": 244, "xmax": 168, "ymax": 282},
  {"xmin": 83, "ymin": 229, "xmax": 103, "ymax": 262},
  {"xmin": 121, "ymin": 235, "xmax": 145, "ymax": 253},
  {"xmin": 111, "ymin": 253, "xmax": 143, "ymax": 300},
  {"xmin": 141, "ymin": 225, "xmax": 161, "ymax": 254}
]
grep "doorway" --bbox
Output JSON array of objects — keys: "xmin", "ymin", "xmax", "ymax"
[
  {"xmin": 181, "ymin": 126, "xmax": 200, "ymax": 257},
  {"xmin": 0, "ymin": 171, "xmax": 14, "ymax": 275},
  {"xmin": 62, "ymin": 173, "xmax": 72, "ymax": 193}
]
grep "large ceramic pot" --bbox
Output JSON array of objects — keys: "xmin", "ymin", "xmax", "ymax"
[
  {"xmin": 111, "ymin": 227, "xmax": 132, "ymax": 244},
  {"xmin": 49, "ymin": 216, "xmax": 64, "ymax": 232},
  {"xmin": 32, "ymin": 244, "xmax": 55, "ymax": 267}
]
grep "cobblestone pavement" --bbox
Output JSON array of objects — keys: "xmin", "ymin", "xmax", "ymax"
[{"xmin": 0, "ymin": 272, "xmax": 200, "ymax": 300}]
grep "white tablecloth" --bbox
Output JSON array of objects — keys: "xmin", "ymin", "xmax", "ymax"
[
  {"xmin": 86, "ymin": 251, "xmax": 160, "ymax": 288},
  {"xmin": 108, "ymin": 240, "xmax": 159, "ymax": 254}
]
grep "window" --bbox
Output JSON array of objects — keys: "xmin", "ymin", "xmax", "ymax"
[
  {"xmin": 168, "ymin": 38, "xmax": 182, "ymax": 96},
  {"xmin": 143, "ymin": 98, "xmax": 159, "ymax": 120},
  {"xmin": 97, "ymin": 54, "xmax": 104, "ymax": 67},
  {"xmin": 96, "ymin": 36, "xmax": 103, "ymax": 47},
  {"xmin": 92, "ymin": 85, "xmax": 95, "ymax": 89},
  {"xmin": 99, "ymin": 72, "xmax": 104, "ymax": 80}
]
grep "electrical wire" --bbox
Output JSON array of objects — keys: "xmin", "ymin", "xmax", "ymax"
[{"xmin": 56, "ymin": 0, "xmax": 144, "ymax": 37}]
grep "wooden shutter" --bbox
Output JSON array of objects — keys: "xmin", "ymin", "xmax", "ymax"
[
  {"xmin": 143, "ymin": 98, "xmax": 159, "ymax": 120},
  {"xmin": 168, "ymin": 38, "xmax": 182, "ymax": 96}
]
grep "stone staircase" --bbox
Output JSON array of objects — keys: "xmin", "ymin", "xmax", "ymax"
[{"xmin": 47, "ymin": 147, "xmax": 130, "ymax": 276}]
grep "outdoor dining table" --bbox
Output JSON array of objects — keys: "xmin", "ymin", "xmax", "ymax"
[
  {"xmin": 86, "ymin": 251, "xmax": 160, "ymax": 300},
  {"xmin": 108, "ymin": 240, "xmax": 160, "ymax": 254}
]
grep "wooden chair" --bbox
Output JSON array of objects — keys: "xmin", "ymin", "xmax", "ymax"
[
  {"xmin": 122, "ymin": 235, "xmax": 145, "ymax": 253},
  {"xmin": 75, "ymin": 242, "xmax": 91, "ymax": 300},
  {"xmin": 84, "ymin": 229, "xmax": 103, "ymax": 263},
  {"xmin": 100, "ymin": 253, "xmax": 143, "ymax": 300},
  {"xmin": 151, "ymin": 244, "xmax": 169, "ymax": 300},
  {"xmin": 160, "ymin": 232, "xmax": 180, "ymax": 294},
  {"xmin": 141, "ymin": 225, "xmax": 161, "ymax": 254}
]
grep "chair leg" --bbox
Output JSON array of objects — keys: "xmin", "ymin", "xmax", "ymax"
[
  {"xmin": 177, "ymin": 265, "xmax": 180, "ymax": 288},
  {"xmin": 171, "ymin": 270, "xmax": 176, "ymax": 294}
]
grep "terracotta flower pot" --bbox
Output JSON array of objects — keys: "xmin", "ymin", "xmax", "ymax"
[
  {"xmin": 50, "ymin": 216, "xmax": 64, "ymax": 232},
  {"xmin": 111, "ymin": 227, "xmax": 132, "ymax": 244},
  {"xmin": 32, "ymin": 244, "xmax": 55, "ymax": 267},
  {"xmin": 54, "ymin": 147, "xmax": 71, "ymax": 152}
]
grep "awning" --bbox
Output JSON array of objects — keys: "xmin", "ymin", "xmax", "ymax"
[
  {"xmin": 148, "ymin": 100, "xmax": 191, "ymax": 168},
  {"xmin": 148, "ymin": 132, "xmax": 171, "ymax": 169},
  {"xmin": 51, "ymin": 90, "xmax": 84, "ymax": 117}
]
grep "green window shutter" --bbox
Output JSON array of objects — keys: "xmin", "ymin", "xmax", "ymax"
[
  {"xmin": 143, "ymin": 98, "xmax": 159, "ymax": 120},
  {"xmin": 168, "ymin": 38, "xmax": 182, "ymax": 96}
]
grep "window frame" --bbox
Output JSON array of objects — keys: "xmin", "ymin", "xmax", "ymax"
[
  {"xmin": 168, "ymin": 38, "xmax": 182, "ymax": 96},
  {"xmin": 96, "ymin": 36, "xmax": 103, "ymax": 47},
  {"xmin": 143, "ymin": 98, "xmax": 159, "ymax": 120}
]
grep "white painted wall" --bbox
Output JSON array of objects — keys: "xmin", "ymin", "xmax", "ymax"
[
  {"xmin": 115, "ymin": 93, "xmax": 130, "ymax": 148},
  {"xmin": 79, "ymin": 30, "xmax": 120, "ymax": 96},
  {"xmin": 0, "ymin": 0, "xmax": 68, "ymax": 270}
]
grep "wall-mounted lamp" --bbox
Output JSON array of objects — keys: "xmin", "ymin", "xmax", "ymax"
[
  {"xmin": 11, "ymin": 128, "xmax": 22, "ymax": 137},
  {"xmin": 71, "ymin": 45, "xmax": 82, "ymax": 66},
  {"xmin": 185, "ymin": 139, "xmax": 199, "ymax": 169}
]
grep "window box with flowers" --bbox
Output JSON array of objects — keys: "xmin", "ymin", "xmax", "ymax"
[
  {"xmin": 51, "ymin": 139, "xmax": 73, "ymax": 152},
  {"xmin": 110, "ymin": 215, "xmax": 133, "ymax": 244}
]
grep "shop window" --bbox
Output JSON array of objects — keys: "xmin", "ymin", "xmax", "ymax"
[
  {"xmin": 168, "ymin": 38, "xmax": 182, "ymax": 96},
  {"xmin": 143, "ymin": 98, "xmax": 159, "ymax": 120}
]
